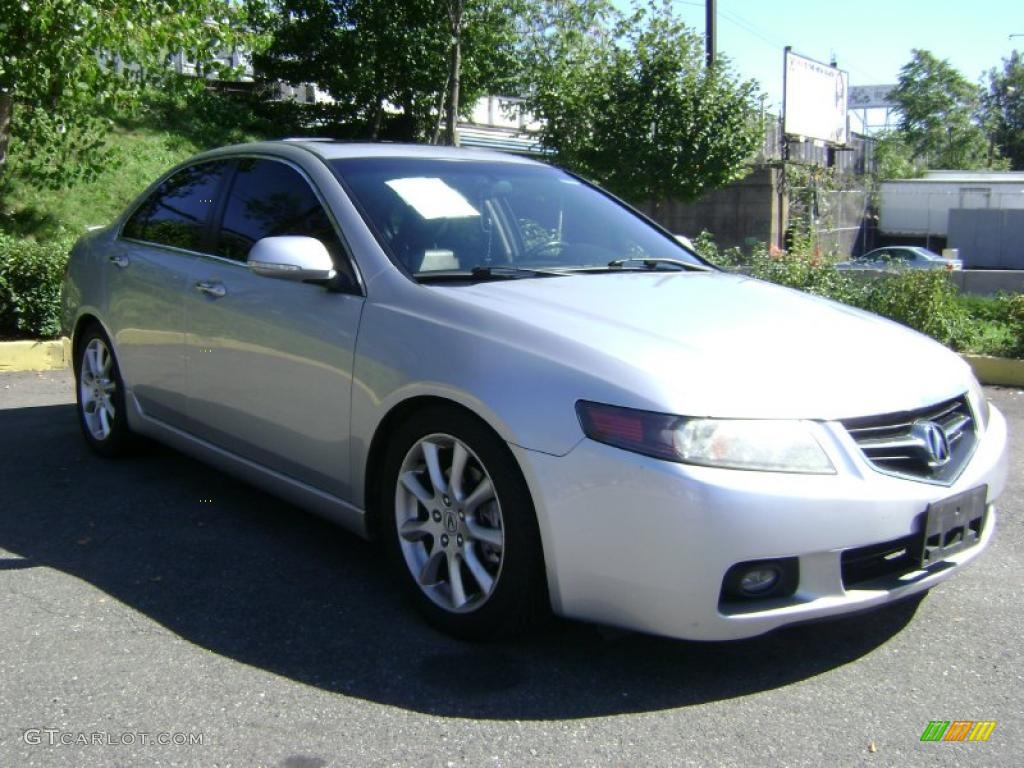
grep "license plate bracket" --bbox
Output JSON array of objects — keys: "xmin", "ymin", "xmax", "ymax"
[{"xmin": 921, "ymin": 485, "xmax": 987, "ymax": 567}]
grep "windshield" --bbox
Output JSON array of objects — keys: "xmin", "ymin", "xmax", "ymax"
[{"xmin": 330, "ymin": 157, "xmax": 706, "ymax": 279}]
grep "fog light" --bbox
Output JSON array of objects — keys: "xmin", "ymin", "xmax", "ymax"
[
  {"xmin": 720, "ymin": 558, "xmax": 799, "ymax": 603},
  {"xmin": 739, "ymin": 566, "xmax": 781, "ymax": 594}
]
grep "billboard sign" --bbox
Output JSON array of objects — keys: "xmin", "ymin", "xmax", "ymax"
[
  {"xmin": 783, "ymin": 49, "xmax": 849, "ymax": 145},
  {"xmin": 849, "ymin": 85, "xmax": 897, "ymax": 110}
]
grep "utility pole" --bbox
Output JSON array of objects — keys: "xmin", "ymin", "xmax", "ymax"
[{"xmin": 705, "ymin": 0, "xmax": 717, "ymax": 67}]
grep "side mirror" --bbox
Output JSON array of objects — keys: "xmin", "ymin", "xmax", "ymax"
[{"xmin": 248, "ymin": 236, "xmax": 336, "ymax": 283}]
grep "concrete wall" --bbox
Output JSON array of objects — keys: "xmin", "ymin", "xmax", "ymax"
[
  {"xmin": 948, "ymin": 209, "xmax": 1024, "ymax": 270},
  {"xmin": 635, "ymin": 166, "xmax": 782, "ymax": 253},
  {"xmin": 636, "ymin": 167, "xmax": 871, "ymax": 257},
  {"xmin": 951, "ymin": 270, "xmax": 1024, "ymax": 296},
  {"xmin": 812, "ymin": 188, "xmax": 871, "ymax": 257}
]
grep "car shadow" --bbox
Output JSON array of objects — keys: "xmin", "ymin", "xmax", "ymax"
[{"xmin": 0, "ymin": 403, "xmax": 923, "ymax": 720}]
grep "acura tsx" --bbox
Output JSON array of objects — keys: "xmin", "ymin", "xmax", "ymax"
[{"xmin": 62, "ymin": 141, "xmax": 1008, "ymax": 640}]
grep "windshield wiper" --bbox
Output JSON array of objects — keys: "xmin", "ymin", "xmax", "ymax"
[
  {"xmin": 607, "ymin": 257, "xmax": 712, "ymax": 272},
  {"xmin": 469, "ymin": 265, "xmax": 566, "ymax": 278},
  {"xmin": 416, "ymin": 265, "xmax": 566, "ymax": 282}
]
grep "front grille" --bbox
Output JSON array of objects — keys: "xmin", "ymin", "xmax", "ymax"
[
  {"xmin": 841, "ymin": 533, "xmax": 922, "ymax": 588},
  {"xmin": 840, "ymin": 396, "xmax": 977, "ymax": 484}
]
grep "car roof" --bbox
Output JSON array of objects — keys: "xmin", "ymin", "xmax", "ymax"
[{"xmin": 192, "ymin": 139, "xmax": 544, "ymax": 167}]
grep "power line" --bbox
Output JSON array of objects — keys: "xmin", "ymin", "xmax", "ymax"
[{"xmin": 715, "ymin": 1, "xmax": 889, "ymax": 84}]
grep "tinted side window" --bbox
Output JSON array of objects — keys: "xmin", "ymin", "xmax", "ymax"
[
  {"xmin": 216, "ymin": 159, "xmax": 344, "ymax": 263},
  {"xmin": 122, "ymin": 161, "xmax": 229, "ymax": 251}
]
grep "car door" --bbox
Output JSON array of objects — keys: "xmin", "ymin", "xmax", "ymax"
[
  {"xmin": 184, "ymin": 156, "xmax": 364, "ymax": 499},
  {"xmin": 107, "ymin": 160, "xmax": 232, "ymax": 426},
  {"xmin": 905, "ymin": 249, "xmax": 933, "ymax": 269}
]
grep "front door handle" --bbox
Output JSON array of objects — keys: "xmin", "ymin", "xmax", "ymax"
[
  {"xmin": 109, "ymin": 254, "xmax": 130, "ymax": 268},
  {"xmin": 194, "ymin": 281, "xmax": 227, "ymax": 299}
]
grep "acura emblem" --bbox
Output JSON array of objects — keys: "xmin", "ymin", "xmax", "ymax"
[{"xmin": 912, "ymin": 421, "xmax": 951, "ymax": 466}]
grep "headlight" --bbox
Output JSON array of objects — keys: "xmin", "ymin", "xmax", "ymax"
[
  {"xmin": 576, "ymin": 401, "xmax": 835, "ymax": 474},
  {"xmin": 966, "ymin": 375, "xmax": 990, "ymax": 432}
]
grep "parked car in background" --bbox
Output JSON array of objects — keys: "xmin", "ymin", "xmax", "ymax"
[
  {"xmin": 63, "ymin": 141, "xmax": 1007, "ymax": 642},
  {"xmin": 836, "ymin": 246, "xmax": 962, "ymax": 271}
]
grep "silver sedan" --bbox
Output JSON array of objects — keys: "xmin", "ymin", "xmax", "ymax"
[
  {"xmin": 836, "ymin": 246, "xmax": 963, "ymax": 271},
  {"xmin": 63, "ymin": 142, "xmax": 1007, "ymax": 641}
]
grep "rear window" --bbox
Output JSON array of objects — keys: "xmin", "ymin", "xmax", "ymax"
[{"xmin": 122, "ymin": 161, "xmax": 230, "ymax": 252}]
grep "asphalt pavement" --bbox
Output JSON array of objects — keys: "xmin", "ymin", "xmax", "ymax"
[{"xmin": 1, "ymin": 370, "xmax": 1021, "ymax": 767}]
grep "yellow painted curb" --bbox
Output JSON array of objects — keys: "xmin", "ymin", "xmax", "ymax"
[
  {"xmin": 0, "ymin": 337, "xmax": 71, "ymax": 372},
  {"xmin": 962, "ymin": 354, "xmax": 1024, "ymax": 388}
]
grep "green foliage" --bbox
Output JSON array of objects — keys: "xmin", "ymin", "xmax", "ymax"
[
  {"xmin": 703, "ymin": 232, "xmax": 1023, "ymax": 358},
  {"xmin": 783, "ymin": 164, "xmax": 840, "ymax": 244},
  {"xmin": 8, "ymin": 104, "xmax": 115, "ymax": 189},
  {"xmin": 871, "ymin": 130, "xmax": 921, "ymax": 180},
  {"xmin": 859, "ymin": 269, "xmax": 967, "ymax": 347},
  {"xmin": 691, "ymin": 229, "xmax": 745, "ymax": 267},
  {"xmin": 522, "ymin": 0, "xmax": 763, "ymax": 204},
  {"xmin": 747, "ymin": 239, "xmax": 867, "ymax": 308},
  {"xmin": 0, "ymin": 0, "xmax": 257, "ymax": 187},
  {"xmin": 985, "ymin": 50, "xmax": 1024, "ymax": 171},
  {"xmin": 889, "ymin": 49, "xmax": 999, "ymax": 170},
  {"xmin": 959, "ymin": 292, "xmax": 1024, "ymax": 358},
  {"xmin": 135, "ymin": 83, "xmax": 280, "ymax": 150},
  {"xmin": 1, "ymin": 88, "xmax": 275, "ymax": 239},
  {"xmin": 0, "ymin": 232, "xmax": 72, "ymax": 338},
  {"xmin": 253, "ymin": 0, "xmax": 523, "ymax": 141}
]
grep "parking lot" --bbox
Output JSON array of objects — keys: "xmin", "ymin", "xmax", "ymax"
[{"xmin": 1, "ymin": 370, "xmax": 1021, "ymax": 768}]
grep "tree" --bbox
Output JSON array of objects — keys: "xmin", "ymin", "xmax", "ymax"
[
  {"xmin": 872, "ymin": 131, "xmax": 920, "ymax": 179},
  {"xmin": 521, "ymin": 1, "xmax": 764, "ymax": 204},
  {"xmin": 0, "ymin": 0, "xmax": 252, "ymax": 187},
  {"xmin": 985, "ymin": 50, "xmax": 1024, "ymax": 170},
  {"xmin": 889, "ymin": 49, "xmax": 994, "ymax": 170},
  {"xmin": 253, "ymin": 0, "xmax": 522, "ymax": 143}
]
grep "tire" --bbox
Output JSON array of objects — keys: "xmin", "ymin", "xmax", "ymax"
[
  {"xmin": 74, "ymin": 324, "xmax": 133, "ymax": 457},
  {"xmin": 380, "ymin": 405, "xmax": 547, "ymax": 640}
]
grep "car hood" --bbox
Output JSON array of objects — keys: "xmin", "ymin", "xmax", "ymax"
[{"xmin": 433, "ymin": 271, "xmax": 972, "ymax": 420}]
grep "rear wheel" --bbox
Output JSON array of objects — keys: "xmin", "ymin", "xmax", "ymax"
[
  {"xmin": 381, "ymin": 406, "xmax": 547, "ymax": 639},
  {"xmin": 74, "ymin": 325, "xmax": 133, "ymax": 457}
]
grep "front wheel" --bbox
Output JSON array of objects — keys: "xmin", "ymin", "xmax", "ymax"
[
  {"xmin": 381, "ymin": 406, "xmax": 547, "ymax": 639},
  {"xmin": 74, "ymin": 325, "xmax": 133, "ymax": 457}
]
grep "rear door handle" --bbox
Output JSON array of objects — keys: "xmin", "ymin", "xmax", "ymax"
[
  {"xmin": 109, "ymin": 254, "xmax": 130, "ymax": 268},
  {"xmin": 194, "ymin": 281, "xmax": 226, "ymax": 299}
]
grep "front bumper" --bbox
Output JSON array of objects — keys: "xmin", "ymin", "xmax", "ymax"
[{"xmin": 513, "ymin": 404, "xmax": 1008, "ymax": 641}]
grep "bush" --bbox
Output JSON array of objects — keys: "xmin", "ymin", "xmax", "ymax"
[
  {"xmin": 728, "ymin": 237, "xmax": 994, "ymax": 352},
  {"xmin": 0, "ymin": 234, "xmax": 73, "ymax": 339},
  {"xmin": 860, "ymin": 269, "xmax": 968, "ymax": 348},
  {"xmin": 746, "ymin": 240, "xmax": 866, "ymax": 307},
  {"xmin": 959, "ymin": 292, "xmax": 1024, "ymax": 358},
  {"xmin": 692, "ymin": 230, "xmax": 747, "ymax": 268}
]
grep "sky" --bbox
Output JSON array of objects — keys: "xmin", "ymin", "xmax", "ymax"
[{"xmin": 620, "ymin": 0, "xmax": 1024, "ymax": 116}]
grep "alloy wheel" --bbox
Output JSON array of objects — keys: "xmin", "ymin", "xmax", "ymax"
[
  {"xmin": 394, "ymin": 433, "xmax": 505, "ymax": 613},
  {"xmin": 79, "ymin": 337, "xmax": 118, "ymax": 441}
]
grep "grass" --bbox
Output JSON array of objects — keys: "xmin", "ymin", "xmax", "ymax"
[
  {"xmin": 957, "ymin": 293, "xmax": 1024, "ymax": 359},
  {"xmin": 1, "ymin": 126, "xmax": 200, "ymax": 238},
  {"xmin": 0, "ymin": 88, "xmax": 277, "ymax": 240}
]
